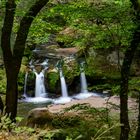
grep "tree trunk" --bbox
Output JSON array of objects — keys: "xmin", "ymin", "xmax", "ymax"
[
  {"xmin": 1, "ymin": 0, "xmax": 17, "ymax": 120},
  {"xmin": 120, "ymin": 1, "xmax": 140, "ymax": 139},
  {"xmin": 136, "ymin": 92, "xmax": 140, "ymax": 139},
  {"xmin": 5, "ymin": 67, "xmax": 18, "ymax": 120},
  {"xmin": 120, "ymin": 25, "xmax": 140, "ymax": 140},
  {"xmin": 13, "ymin": 0, "xmax": 50, "ymax": 75},
  {"xmin": 1, "ymin": 0, "xmax": 49, "ymax": 120}
]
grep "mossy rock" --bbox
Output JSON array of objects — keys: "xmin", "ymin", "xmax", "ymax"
[
  {"xmin": 26, "ymin": 72, "xmax": 36, "ymax": 97},
  {"xmin": 52, "ymin": 112, "xmax": 81, "ymax": 128},
  {"xmin": 45, "ymin": 71, "xmax": 60, "ymax": 93},
  {"xmin": 27, "ymin": 108, "xmax": 54, "ymax": 127},
  {"xmin": 27, "ymin": 108, "xmax": 83, "ymax": 128}
]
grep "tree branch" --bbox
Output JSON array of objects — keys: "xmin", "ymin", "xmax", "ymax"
[
  {"xmin": 13, "ymin": 0, "xmax": 49, "ymax": 71},
  {"xmin": 1, "ymin": 0, "xmax": 16, "ymax": 68}
]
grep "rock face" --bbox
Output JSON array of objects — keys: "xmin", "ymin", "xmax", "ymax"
[
  {"xmin": 33, "ymin": 46, "xmax": 79, "ymax": 60},
  {"xmin": 26, "ymin": 45, "xmax": 81, "ymax": 96},
  {"xmin": 26, "ymin": 42, "xmax": 140, "ymax": 97}
]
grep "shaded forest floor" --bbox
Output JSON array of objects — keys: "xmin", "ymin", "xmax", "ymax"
[{"xmin": 0, "ymin": 95, "xmax": 138, "ymax": 140}]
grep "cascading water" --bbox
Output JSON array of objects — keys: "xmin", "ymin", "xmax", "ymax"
[
  {"xmin": 53, "ymin": 58, "xmax": 71, "ymax": 104},
  {"xmin": 73, "ymin": 61, "xmax": 99, "ymax": 99},
  {"xmin": 60, "ymin": 69, "xmax": 68, "ymax": 97},
  {"xmin": 23, "ymin": 72, "xmax": 28, "ymax": 97},
  {"xmin": 23, "ymin": 59, "xmax": 53, "ymax": 103},
  {"xmin": 34, "ymin": 70, "xmax": 46, "ymax": 97},
  {"xmin": 33, "ymin": 59, "xmax": 49, "ymax": 97},
  {"xmin": 80, "ymin": 71, "xmax": 88, "ymax": 93},
  {"xmin": 80, "ymin": 61, "xmax": 88, "ymax": 93}
]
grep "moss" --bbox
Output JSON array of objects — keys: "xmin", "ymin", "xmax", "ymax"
[
  {"xmin": 52, "ymin": 114, "xmax": 81, "ymax": 128},
  {"xmin": 46, "ymin": 72, "xmax": 59, "ymax": 92},
  {"xmin": 86, "ymin": 55, "xmax": 121, "ymax": 79},
  {"xmin": 63, "ymin": 60, "xmax": 79, "ymax": 84}
]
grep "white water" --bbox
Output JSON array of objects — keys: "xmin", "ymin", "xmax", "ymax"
[
  {"xmin": 23, "ymin": 67, "xmax": 49, "ymax": 103},
  {"xmin": 73, "ymin": 92, "xmax": 99, "ymax": 100},
  {"xmin": 73, "ymin": 71, "xmax": 99, "ymax": 100},
  {"xmin": 80, "ymin": 72, "xmax": 88, "ymax": 93},
  {"xmin": 23, "ymin": 72, "xmax": 28, "ymax": 97},
  {"xmin": 23, "ymin": 59, "xmax": 52, "ymax": 103},
  {"xmin": 34, "ymin": 71, "xmax": 46, "ymax": 97},
  {"xmin": 24, "ymin": 97, "xmax": 53, "ymax": 103},
  {"xmin": 53, "ymin": 97, "xmax": 71, "ymax": 104},
  {"xmin": 60, "ymin": 70, "xmax": 68, "ymax": 97},
  {"xmin": 53, "ymin": 69, "xmax": 72, "ymax": 104}
]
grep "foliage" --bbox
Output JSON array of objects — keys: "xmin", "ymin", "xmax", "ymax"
[
  {"xmin": 64, "ymin": 103, "xmax": 91, "ymax": 111},
  {"xmin": 18, "ymin": 71, "xmax": 25, "ymax": 92},
  {"xmin": 0, "ymin": 69, "xmax": 6, "ymax": 94},
  {"xmin": 0, "ymin": 102, "xmax": 136, "ymax": 140},
  {"xmin": 0, "ymin": 114, "xmax": 34, "ymax": 134},
  {"xmin": 0, "ymin": 0, "xmax": 139, "ymax": 139},
  {"xmin": 85, "ymin": 55, "xmax": 121, "ymax": 78},
  {"xmin": 91, "ymin": 123, "xmax": 121, "ymax": 140},
  {"xmin": 52, "ymin": 115, "xmax": 80, "ymax": 128},
  {"xmin": 62, "ymin": 104, "xmax": 120, "ymax": 140},
  {"xmin": 47, "ymin": 72, "xmax": 59, "ymax": 92},
  {"xmin": 128, "ymin": 77, "xmax": 140, "ymax": 98},
  {"xmin": 22, "ymin": 0, "xmax": 135, "ymax": 52},
  {"xmin": 63, "ymin": 60, "xmax": 79, "ymax": 83}
]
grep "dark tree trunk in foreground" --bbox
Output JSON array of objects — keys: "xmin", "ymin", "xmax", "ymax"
[
  {"xmin": 131, "ymin": 1, "xmax": 140, "ymax": 139},
  {"xmin": 120, "ymin": 36, "xmax": 135, "ymax": 140},
  {"xmin": 120, "ymin": 0, "xmax": 140, "ymax": 139},
  {"xmin": 120, "ymin": 9, "xmax": 140, "ymax": 140},
  {"xmin": 1, "ymin": 0, "xmax": 49, "ymax": 120},
  {"xmin": 1, "ymin": 0, "xmax": 17, "ymax": 120},
  {"xmin": 136, "ymin": 92, "xmax": 140, "ymax": 139}
]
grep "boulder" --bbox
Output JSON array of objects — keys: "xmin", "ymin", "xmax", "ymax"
[
  {"xmin": 27, "ymin": 108, "xmax": 54, "ymax": 127},
  {"xmin": 27, "ymin": 107, "xmax": 82, "ymax": 128}
]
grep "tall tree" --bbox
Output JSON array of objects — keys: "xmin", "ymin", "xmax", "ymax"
[
  {"xmin": 120, "ymin": 0, "xmax": 140, "ymax": 139},
  {"xmin": 1, "ymin": 0, "xmax": 49, "ymax": 120}
]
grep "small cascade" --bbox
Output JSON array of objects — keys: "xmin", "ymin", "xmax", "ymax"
[
  {"xmin": 80, "ymin": 61, "xmax": 88, "ymax": 93},
  {"xmin": 60, "ymin": 69, "xmax": 68, "ymax": 97},
  {"xmin": 80, "ymin": 71, "xmax": 88, "ymax": 93},
  {"xmin": 34, "ymin": 71, "xmax": 46, "ymax": 97},
  {"xmin": 73, "ymin": 61, "xmax": 99, "ymax": 100},
  {"xmin": 53, "ymin": 58, "xmax": 71, "ymax": 104},
  {"xmin": 22, "ymin": 59, "xmax": 54, "ymax": 103},
  {"xmin": 33, "ymin": 59, "xmax": 49, "ymax": 97},
  {"xmin": 23, "ymin": 72, "xmax": 28, "ymax": 97}
]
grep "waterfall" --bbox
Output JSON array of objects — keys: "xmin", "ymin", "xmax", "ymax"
[
  {"xmin": 34, "ymin": 71, "xmax": 46, "ymax": 97},
  {"xmin": 60, "ymin": 70, "xmax": 68, "ymax": 97},
  {"xmin": 53, "ymin": 69, "xmax": 71, "ymax": 104},
  {"xmin": 72, "ymin": 62, "xmax": 96, "ymax": 100},
  {"xmin": 80, "ymin": 71, "xmax": 88, "ymax": 93},
  {"xmin": 23, "ymin": 72, "xmax": 28, "ymax": 97},
  {"xmin": 23, "ymin": 69, "xmax": 53, "ymax": 103}
]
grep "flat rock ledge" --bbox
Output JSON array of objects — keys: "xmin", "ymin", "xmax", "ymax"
[{"xmin": 27, "ymin": 96, "xmax": 138, "ymax": 127}]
